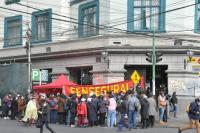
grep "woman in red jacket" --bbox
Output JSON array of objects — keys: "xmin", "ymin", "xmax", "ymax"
[{"xmin": 77, "ymin": 98, "xmax": 87, "ymax": 127}]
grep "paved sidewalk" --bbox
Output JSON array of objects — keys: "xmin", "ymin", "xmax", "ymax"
[{"xmin": 155, "ymin": 114, "xmax": 189, "ymax": 128}]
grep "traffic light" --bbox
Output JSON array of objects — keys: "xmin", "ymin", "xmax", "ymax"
[
  {"xmin": 145, "ymin": 52, "xmax": 163, "ymax": 63},
  {"xmin": 146, "ymin": 52, "xmax": 152, "ymax": 63},
  {"xmin": 155, "ymin": 52, "xmax": 163, "ymax": 63}
]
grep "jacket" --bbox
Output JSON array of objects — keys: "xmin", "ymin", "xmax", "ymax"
[
  {"xmin": 188, "ymin": 101, "xmax": 200, "ymax": 120},
  {"xmin": 147, "ymin": 97, "xmax": 156, "ymax": 116},
  {"xmin": 77, "ymin": 102, "xmax": 87, "ymax": 116},
  {"xmin": 127, "ymin": 95, "xmax": 139, "ymax": 111}
]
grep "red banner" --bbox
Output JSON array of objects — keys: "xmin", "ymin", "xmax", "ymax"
[{"xmin": 64, "ymin": 80, "xmax": 134, "ymax": 97}]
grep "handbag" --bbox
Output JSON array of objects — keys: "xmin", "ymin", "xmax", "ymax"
[{"xmin": 35, "ymin": 117, "xmax": 43, "ymax": 128}]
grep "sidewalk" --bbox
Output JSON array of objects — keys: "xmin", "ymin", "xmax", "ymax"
[{"xmin": 155, "ymin": 114, "xmax": 189, "ymax": 128}]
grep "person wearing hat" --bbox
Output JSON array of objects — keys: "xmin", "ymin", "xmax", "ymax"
[
  {"xmin": 178, "ymin": 98, "xmax": 200, "ymax": 133},
  {"xmin": 77, "ymin": 98, "xmax": 87, "ymax": 127}
]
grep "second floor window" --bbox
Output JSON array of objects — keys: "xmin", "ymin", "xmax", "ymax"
[
  {"xmin": 4, "ymin": 15, "xmax": 22, "ymax": 47},
  {"xmin": 195, "ymin": 0, "xmax": 200, "ymax": 33},
  {"xmin": 32, "ymin": 9, "xmax": 52, "ymax": 43},
  {"xmin": 128, "ymin": 0, "xmax": 165, "ymax": 32},
  {"xmin": 79, "ymin": 0, "xmax": 99, "ymax": 37}
]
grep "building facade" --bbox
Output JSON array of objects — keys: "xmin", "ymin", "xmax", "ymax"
[{"xmin": 0, "ymin": 0, "xmax": 200, "ymax": 97}]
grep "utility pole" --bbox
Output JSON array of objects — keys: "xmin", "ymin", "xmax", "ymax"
[
  {"xmin": 152, "ymin": 29, "xmax": 156, "ymax": 96},
  {"xmin": 26, "ymin": 23, "xmax": 32, "ymax": 93}
]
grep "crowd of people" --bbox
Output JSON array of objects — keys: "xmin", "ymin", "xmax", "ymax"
[{"xmin": 0, "ymin": 89, "xmax": 178, "ymax": 132}]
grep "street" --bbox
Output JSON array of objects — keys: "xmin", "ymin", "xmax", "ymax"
[{"xmin": 0, "ymin": 118, "xmax": 196, "ymax": 133}]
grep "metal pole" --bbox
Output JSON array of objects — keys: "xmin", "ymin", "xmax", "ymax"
[
  {"xmin": 152, "ymin": 28, "xmax": 156, "ymax": 96},
  {"xmin": 26, "ymin": 24, "xmax": 32, "ymax": 92}
]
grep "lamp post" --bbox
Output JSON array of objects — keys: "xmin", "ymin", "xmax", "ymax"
[{"xmin": 101, "ymin": 51, "xmax": 109, "ymax": 69}]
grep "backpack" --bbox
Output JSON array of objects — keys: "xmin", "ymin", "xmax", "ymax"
[{"xmin": 186, "ymin": 104, "xmax": 190, "ymax": 113}]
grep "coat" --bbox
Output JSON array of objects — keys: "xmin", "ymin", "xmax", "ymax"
[
  {"xmin": 77, "ymin": 102, "xmax": 87, "ymax": 116},
  {"xmin": 188, "ymin": 101, "xmax": 200, "ymax": 120},
  {"xmin": 98, "ymin": 99, "xmax": 107, "ymax": 113},
  {"xmin": 39, "ymin": 102, "xmax": 49, "ymax": 122},
  {"xmin": 140, "ymin": 98, "xmax": 149, "ymax": 120},
  {"xmin": 57, "ymin": 97, "xmax": 65, "ymax": 113},
  {"xmin": 147, "ymin": 97, "xmax": 156, "ymax": 116},
  {"xmin": 87, "ymin": 102, "xmax": 97, "ymax": 121}
]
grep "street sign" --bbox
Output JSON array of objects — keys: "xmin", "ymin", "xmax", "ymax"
[
  {"xmin": 32, "ymin": 69, "xmax": 40, "ymax": 81},
  {"xmin": 32, "ymin": 69, "xmax": 49, "ymax": 82},
  {"xmin": 5, "ymin": 0, "xmax": 20, "ymax": 5},
  {"xmin": 131, "ymin": 70, "xmax": 141, "ymax": 85}
]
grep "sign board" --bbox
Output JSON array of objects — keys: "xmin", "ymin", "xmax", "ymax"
[
  {"xmin": 32, "ymin": 69, "xmax": 48, "ymax": 82},
  {"xmin": 131, "ymin": 70, "xmax": 140, "ymax": 85},
  {"xmin": 64, "ymin": 80, "xmax": 134, "ymax": 97},
  {"xmin": 5, "ymin": 0, "xmax": 20, "ymax": 5},
  {"xmin": 32, "ymin": 69, "xmax": 40, "ymax": 81}
]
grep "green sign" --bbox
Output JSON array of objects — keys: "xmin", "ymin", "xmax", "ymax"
[
  {"xmin": 32, "ymin": 69, "xmax": 49, "ymax": 82},
  {"xmin": 5, "ymin": 0, "xmax": 20, "ymax": 5},
  {"xmin": 32, "ymin": 69, "xmax": 40, "ymax": 81}
]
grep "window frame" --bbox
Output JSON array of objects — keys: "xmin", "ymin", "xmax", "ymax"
[
  {"xmin": 78, "ymin": 0, "xmax": 99, "ymax": 37},
  {"xmin": 4, "ymin": 15, "xmax": 23, "ymax": 48},
  {"xmin": 195, "ymin": 0, "xmax": 200, "ymax": 33},
  {"xmin": 127, "ymin": 0, "xmax": 166, "ymax": 32},
  {"xmin": 31, "ymin": 8, "xmax": 52, "ymax": 44}
]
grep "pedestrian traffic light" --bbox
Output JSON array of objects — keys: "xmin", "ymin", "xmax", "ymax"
[
  {"xmin": 155, "ymin": 52, "xmax": 163, "ymax": 63},
  {"xmin": 146, "ymin": 52, "xmax": 152, "ymax": 63},
  {"xmin": 145, "ymin": 52, "xmax": 163, "ymax": 63}
]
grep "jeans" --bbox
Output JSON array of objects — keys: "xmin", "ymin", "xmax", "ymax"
[
  {"xmin": 107, "ymin": 110, "xmax": 116, "ymax": 128},
  {"xmin": 50, "ymin": 110, "xmax": 57, "ymax": 123},
  {"xmin": 128, "ymin": 110, "xmax": 137, "ymax": 129},
  {"xmin": 118, "ymin": 113, "xmax": 125, "ymax": 130},
  {"xmin": 159, "ymin": 108, "xmax": 165, "ymax": 121},
  {"xmin": 65, "ymin": 111, "xmax": 70, "ymax": 125}
]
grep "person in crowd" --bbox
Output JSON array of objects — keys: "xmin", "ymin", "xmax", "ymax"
[
  {"xmin": 107, "ymin": 93, "xmax": 117, "ymax": 128},
  {"xmin": 117, "ymin": 95, "xmax": 127, "ymax": 131},
  {"xmin": 22, "ymin": 94, "xmax": 38, "ymax": 126},
  {"xmin": 170, "ymin": 91, "xmax": 178, "ymax": 118},
  {"xmin": 10, "ymin": 95, "xmax": 18, "ymax": 120},
  {"xmin": 91, "ymin": 94, "xmax": 99, "ymax": 126},
  {"xmin": 77, "ymin": 97, "xmax": 87, "ymax": 127},
  {"xmin": 158, "ymin": 91, "xmax": 167, "ymax": 124},
  {"xmin": 69, "ymin": 94, "xmax": 77, "ymax": 127},
  {"xmin": 140, "ymin": 94, "xmax": 149, "ymax": 129},
  {"xmin": 98, "ymin": 95, "xmax": 107, "ymax": 127},
  {"xmin": 64, "ymin": 97, "xmax": 71, "ymax": 126},
  {"xmin": 2, "ymin": 95, "xmax": 11, "ymax": 119},
  {"xmin": 38, "ymin": 93, "xmax": 56, "ymax": 133},
  {"xmin": 178, "ymin": 98, "xmax": 200, "ymax": 133},
  {"xmin": 147, "ymin": 93, "xmax": 157, "ymax": 128},
  {"xmin": 48, "ymin": 94, "xmax": 58, "ymax": 124},
  {"xmin": 18, "ymin": 96, "xmax": 26, "ymax": 121},
  {"xmin": 87, "ymin": 97, "xmax": 97, "ymax": 127},
  {"xmin": 57, "ymin": 94, "xmax": 65, "ymax": 124},
  {"xmin": 127, "ymin": 91, "xmax": 140, "ymax": 130}
]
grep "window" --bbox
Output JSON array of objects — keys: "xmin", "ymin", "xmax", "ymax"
[
  {"xmin": 32, "ymin": 9, "xmax": 52, "ymax": 43},
  {"xmin": 127, "ymin": 0, "xmax": 165, "ymax": 32},
  {"xmin": 4, "ymin": 15, "xmax": 22, "ymax": 47},
  {"xmin": 78, "ymin": 0, "xmax": 99, "ymax": 37},
  {"xmin": 195, "ymin": 0, "xmax": 200, "ymax": 33}
]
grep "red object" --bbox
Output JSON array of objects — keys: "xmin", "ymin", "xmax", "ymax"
[
  {"xmin": 33, "ymin": 74, "xmax": 76, "ymax": 94},
  {"xmin": 140, "ymin": 75, "xmax": 145, "ymax": 90}
]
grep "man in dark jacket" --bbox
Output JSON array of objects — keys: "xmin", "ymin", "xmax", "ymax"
[
  {"xmin": 140, "ymin": 94, "xmax": 149, "ymax": 129},
  {"xmin": 178, "ymin": 98, "xmax": 200, "ymax": 133},
  {"xmin": 38, "ymin": 94, "xmax": 56, "ymax": 133},
  {"xmin": 117, "ymin": 95, "xmax": 127, "ymax": 131}
]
